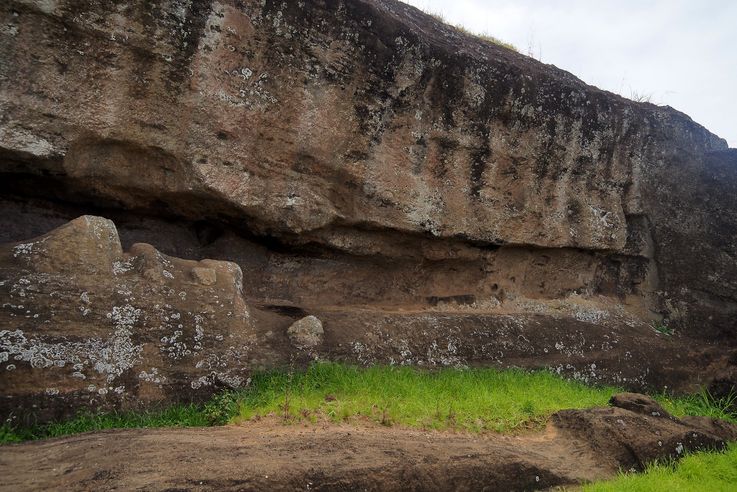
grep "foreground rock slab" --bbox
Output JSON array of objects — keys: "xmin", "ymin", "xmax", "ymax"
[
  {"xmin": 1, "ymin": 396, "xmax": 734, "ymax": 492},
  {"xmin": 0, "ymin": 216, "xmax": 270, "ymax": 423}
]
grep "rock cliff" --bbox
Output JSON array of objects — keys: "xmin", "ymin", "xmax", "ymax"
[{"xmin": 1, "ymin": 0, "xmax": 736, "ymax": 420}]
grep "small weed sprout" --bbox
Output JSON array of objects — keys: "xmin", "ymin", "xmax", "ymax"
[
  {"xmin": 653, "ymin": 323, "xmax": 674, "ymax": 336},
  {"xmin": 380, "ymin": 406, "xmax": 391, "ymax": 426},
  {"xmin": 282, "ymin": 365, "xmax": 295, "ymax": 422},
  {"xmin": 203, "ymin": 391, "xmax": 238, "ymax": 425},
  {"xmin": 446, "ymin": 405, "xmax": 457, "ymax": 426}
]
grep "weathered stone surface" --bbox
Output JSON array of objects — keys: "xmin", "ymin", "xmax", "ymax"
[
  {"xmin": 287, "ymin": 315, "xmax": 324, "ymax": 350},
  {"xmin": 191, "ymin": 267, "xmax": 217, "ymax": 286},
  {"xmin": 0, "ymin": 0, "xmax": 718, "ymax": 247},
  {"xmin": 0, "ymin": 0, "xmax": 736, "ymax": 419},
  {"xmin": 0, "ymin": 216, "xmax": 276, "ymax": 424},
  {"xmin": 609, "ymin": 393, "xmax": 672, "ymax": 418},
  {"xmin": 553, "ymin": 401, "xmax": 735, "ymax": 473}
]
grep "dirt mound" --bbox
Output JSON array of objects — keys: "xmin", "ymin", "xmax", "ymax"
[{"xmin": 1, "ymin": 395, "xmax": 734, "ymax": 491}]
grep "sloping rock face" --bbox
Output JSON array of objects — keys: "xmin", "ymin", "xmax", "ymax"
[{"xmin": 1, "ymin": 0, "xmax": 736, "ymax": 418}]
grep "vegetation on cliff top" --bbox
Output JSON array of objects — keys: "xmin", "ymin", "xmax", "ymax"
[{"xmin": 425, "ymin": 10, "xmax": 518, "ymax": 52}]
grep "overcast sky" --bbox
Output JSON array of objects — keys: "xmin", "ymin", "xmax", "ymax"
[{"xmin": 404, "ymin": 0, "xmax": 736, "ymax": 147}]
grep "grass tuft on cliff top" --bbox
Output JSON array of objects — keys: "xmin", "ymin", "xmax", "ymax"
[
  {"xmin": 425, "ymin": 10, "xmax": 518, "ymax": 52},
  {"xmin": 2, "ymin": 363, "xmax": 735, "ymax": 444}
]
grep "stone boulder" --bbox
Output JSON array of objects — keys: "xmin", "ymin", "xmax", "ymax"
[
  {"xmin": 287, "ymin": 315, "xmax": 324, "ymax": 350},
  {"xmin": 609, "ymin": 393, "xmax": 673, "ymax": 419},
  {"xmin": 554, "ymin": 397, "xmax": 736, "ymax": 473},
  {"xmin": 0, "ymin": 216, "xmax": 269, "ymax": 423}
]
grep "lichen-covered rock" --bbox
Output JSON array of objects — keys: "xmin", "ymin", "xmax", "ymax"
[
  {"xmin": 287, "ymin": 315, "xmax": 324, "ymax": 350},
  {"xmin": 0, "ymin": 0, "xmax": 736, "ymax": 419},
  {"xmin": 0, "ymin": 216, "xmax": 268, "ymax": 424},
  {"xmin": 0, "ymin": 0, "xmax": 733, "ymax": 341}
]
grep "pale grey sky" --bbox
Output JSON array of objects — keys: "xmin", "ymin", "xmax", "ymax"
[{"xmin": 404, "ymin": 0, "xmax": 736, "ymax": 147}]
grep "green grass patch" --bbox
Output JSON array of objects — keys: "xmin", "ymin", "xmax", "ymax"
[
  {"xmin": 234, "ymin": 363, "xmax": 619, "ymax": 432},
  {"xmin": 583, "ymin": 442, "xmax": 737, "ymax": 491},
  {"xmin": 658, "ymin": 388, "xmax": 737, "ymax": 423},
  {"xmin": 2, "ymin": 363, "xmax": 735, "ymax": 445},
  {"xmin": 0, "ymin": 392, "xmax": 238, "ymax": 444}
]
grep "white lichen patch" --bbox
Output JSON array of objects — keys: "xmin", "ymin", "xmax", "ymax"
[
  {"xmin": 425, "ymin": 339, "xmax": 465, "ymax": 367},
  {"xmin": 112, "ymin": 259, "xmax": 134, "ymax": 275},
  {"xmin": 139, "ymin": 367, "xmax": 166, "ymax": 384},
  {"xmin": 79, "ymin": 291, "xmax": 92, "ymax": 316},
  {"xmin": 0, "ymin": 324, "xmax": 142, "ymax": 383},
  {"xmin": 84, "ymin": 215, "xmax": 119, "ymax": 245},
  {"xmin": 190, "ymin": 370, "xmax": 247, "ymax": 390},
  {"xmin": 573, "ymin": 308, "xmax": 609, "ymax": 324},
  {"xmin": 13, "ymin": 242, "xmax": 36, "ymax": 258},
  {"xmin": 0, "ymin": 303, "xmax": 144, "ymax": 385},
  {"xmin": 161, "ymin": 329, "xmax": 190, "ymax": 359}
]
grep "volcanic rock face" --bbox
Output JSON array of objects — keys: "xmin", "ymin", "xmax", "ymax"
[
  {"xmin": 0, "ymin": 0, "xmax": 736, "ymax": 419},
  {"xmin": 0, "ymin": 216, "xmax": 275, "ymax": 422}
]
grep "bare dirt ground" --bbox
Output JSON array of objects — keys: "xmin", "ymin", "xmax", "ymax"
[
  {"xmin": 0, "ymin": 423, "xmax": 609, "ymax": 491},
  {"xmin": 2, "ymin": 396, "xmax": 736, "ymax": 491}
]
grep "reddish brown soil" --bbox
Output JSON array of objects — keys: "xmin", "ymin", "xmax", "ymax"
[
  {"xmin": 0, "ymin": 424, "xmax": 593, "ymax": 491},
  {"xmin": 1, "ymin": 397, "xmax": 735, "ymax": 491}
]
